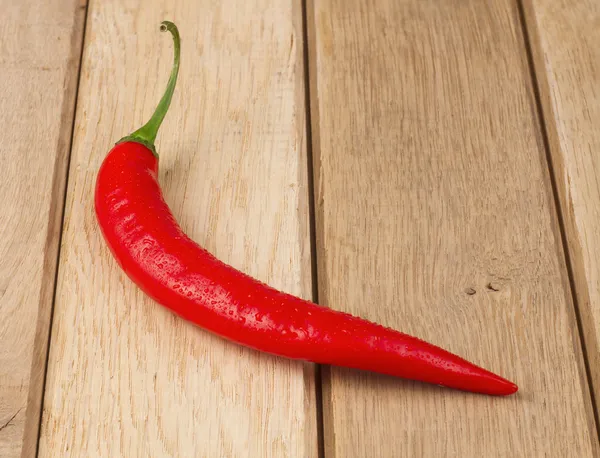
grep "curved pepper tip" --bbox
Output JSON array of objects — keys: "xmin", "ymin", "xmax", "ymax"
[
  {"xmin": 487, "ymin": 374, "xmax": 519, "ymax": 396},
  {"xmin": 456, "ymin": 362, "xmax": 518, "ymax": 396},
  {"xmin": 499, "ymin": 381, "xmax": 518, "ymax": 396}
]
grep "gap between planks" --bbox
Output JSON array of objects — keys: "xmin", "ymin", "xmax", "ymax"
[
  {"xmin": 28, "ymin": 3, "xmax": 91, "ymax": 458},
  {"xmin": 515, "ymin": 0, "xmax": 600, "ymax": 439},
  {"xmin": 300, "ymin": 0, "xmax": 326, "ymax": 457}
]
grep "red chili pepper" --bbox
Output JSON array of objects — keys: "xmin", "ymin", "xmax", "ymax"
[{"xmin": 94, "ymin": 21, "xmax": 518, "ymax": 396}]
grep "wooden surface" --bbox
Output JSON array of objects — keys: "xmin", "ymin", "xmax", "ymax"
[
  {"xmin": 523, "ymin": 0, "xmax": 600, "ymax": 405},
  {"xmin": 38, "ymin": 0, "xmax": 316, "ymax": 457},
  {"xmin": 2, "ymin": 0, "xmax": 600, "ymax": 456},
  {"xmin": 0, "ymin": 0, "xmax": 85, "ymax": 457},
  {"xmin": 307, "ymin": 0, "xmax": 598, "ymax": 456}
]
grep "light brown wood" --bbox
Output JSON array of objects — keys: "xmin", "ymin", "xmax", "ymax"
[
  {"xmin": 307, "ymin": 0, "xmax": 599, "ymax": 456},
  {"xmin": 0, "ymin": 1, "xmax": 85, "ymax": 457},
  {"xmin": 522, "ymin": 0, "xmax": 600, "ymax": 412},
  {"xmin": 39, "ymin": 1, "xmax": 316, "ymax": 456}
]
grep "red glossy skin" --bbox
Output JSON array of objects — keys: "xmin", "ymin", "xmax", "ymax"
[{"xmin": 94, "ymin": 141, "xmax": 518, "ymax": 396}]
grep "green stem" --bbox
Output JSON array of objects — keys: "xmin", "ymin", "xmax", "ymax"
[{"xmin": 118, "ymin": 21, "xmax": 180, "ymax": 157}]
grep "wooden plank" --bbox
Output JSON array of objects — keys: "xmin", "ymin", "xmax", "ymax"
[
  {"xmin": 39, "ymin": 1, "xmax": 316, "ymax": 457},
  {"xmin": 0, "ymin": 1, "xmax": 85, "ymax": 457},
  {"xmin": 306, "ymin": 0, "xmax": 599, "ymax": 456},
  {"xmin": 522, "ymin": 0, "xmax": 600, "ymax": 412}
]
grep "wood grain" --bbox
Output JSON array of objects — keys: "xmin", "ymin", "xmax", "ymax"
[
  {"xmin": 0, "ymin": 0, "xmax": 85, "ymax": 457},
  {"xmin": 307, "ymin": 0, "xmax": 599, "ymax": 456},
  {"xmin": 39, "ymin": 1, "xmax": 316, "ymax": 457},
  {"xmin": 522, "ymin": 0, "xmax": 600, "ymax": 412}
]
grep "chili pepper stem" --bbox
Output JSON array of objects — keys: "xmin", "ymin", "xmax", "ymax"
[{"xmin": 117, "ymin": 21, "xmax": 180, "ymax": 157}]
